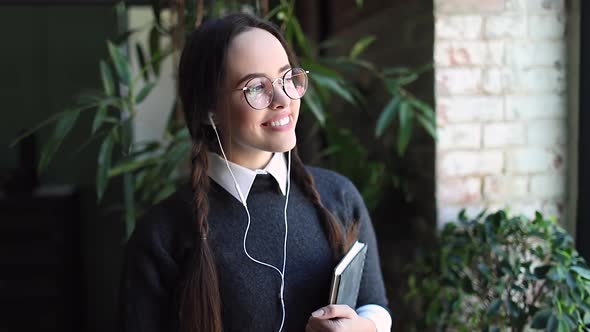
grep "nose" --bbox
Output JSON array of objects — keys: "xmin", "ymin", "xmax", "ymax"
[{"xmin": 269, "ymin": 79, "xmax": 291, "ymax": 110}]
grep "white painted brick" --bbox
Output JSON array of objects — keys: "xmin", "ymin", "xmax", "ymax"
[
  {"xmin": 483, "ymin": 122, "xmax": 526, "ymax": 147},
  {"xmin": 488, "ymin": 200, "xmax": 542, "ymax": 220},
  {"xmin": 435, "ymin": 0, "xmax": 505, "ymax": 13},
  {"xmin": 506, "ymin": 147, "xmax": 564, "ymax": 173},
  {"xmin": 437, "ymin": 203, "xmax": 486, "ymax": 227},
  {"xmin": 527, "ymin": 119, "xmax": 567, "ymax": 146},
  {"xmin": 528, "ymin": 14, "xmax": 566, "ymax": 39},
  {"xmin": 484, "ymin": 15, "xmax": 526, "ymax": 39},
  {"xmin": 506, "ymin": 0, "xmax": 565, "ymax": 12},
  {"xmin": 435, "ymin": 41, "xmax": 504, "ymax": 67},
  {"xmin": 438, "ymin": 150, "xmax": 504, "ymax": 177},
  {"xmin": 437, "ymin": 97, "xmax": 504, "ymax": 125},
  {"xmin": 482, "ymin": 68, "xmax": 510, "ymax": 94},
  {"xmin": 438, "ymin": 124, "xmax": 481, "ymax": 148},
  {"xmin": 505, "ymin": 95, "xmax": 566, "ymax": 120},
  {"xmin": 530, "ymin": 174, "xmax": 566, "ymax": 198},
  {"xmin": 505, "ymin": 41, "xmax": 566, "ymax": 67},
  {"xmin": 507, "ymin": 67, "xmax": 566, "ymax": 94},
  {"xmin": 437, "ymin": 177, "xmax": 482, "ymax": 204},
  {"xmin": 483, "ymin": 175, "xmax": 528, "ymax": 201},
  {"xmin": 436, "ymin": 15, "xmax": 483, "ymax": 40},
  {"xmin": 526, "ymin": 0, "xmax": 565, "ymax": 11},
  {"xmin": 436, "ymin": 68, "xmax": 482, "ymax": 95}
]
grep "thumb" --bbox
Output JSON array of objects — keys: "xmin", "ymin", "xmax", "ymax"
[{"xmin": 311, "ymin": 305, "xmax": 356, "ymax": 320}]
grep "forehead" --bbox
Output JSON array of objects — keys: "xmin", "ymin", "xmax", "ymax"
[{"xmin": 226, "ymin": 28, "xmax": 290, "ymax": 80}]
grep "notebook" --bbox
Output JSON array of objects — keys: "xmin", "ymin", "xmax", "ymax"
[{"xmin": 328, "ymin": 240, "xmax": 368, "ymax": 308}]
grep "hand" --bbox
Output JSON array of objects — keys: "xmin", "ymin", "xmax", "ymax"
[{"xmin": 305, "ymin": 304, "xmax": 376, "ymax": 332}]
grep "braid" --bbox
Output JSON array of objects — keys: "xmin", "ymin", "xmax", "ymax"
[
  {"xmin": 291, "ymin": 147, "xmax": 358, "ymax": 260},
  {"xmin": 178, "ymin": 139, "xmax": 223, "ymax": 332}
]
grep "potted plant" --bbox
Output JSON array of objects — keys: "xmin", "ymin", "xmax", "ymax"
[{"xmin": 405, "ymin": 210, "xmax": 590, "ymax": 332}]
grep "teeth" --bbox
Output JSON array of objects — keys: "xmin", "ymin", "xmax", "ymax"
[{"xmin": 269, "ymin": 116, "xmax": 290, "ymax": 127}]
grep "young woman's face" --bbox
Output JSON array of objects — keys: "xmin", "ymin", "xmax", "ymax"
[{"xmin": 217, "ymin": 27, "xmax": 300, "ymax": 169}]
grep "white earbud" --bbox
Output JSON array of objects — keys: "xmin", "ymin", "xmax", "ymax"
[{"xmin": 206, "ymin": 112, "xmax": 216, "ymax": 127}]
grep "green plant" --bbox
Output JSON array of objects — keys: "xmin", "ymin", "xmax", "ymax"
[
  {"xmin": 12, "ymin": 0, "xmax": 435, "ymax": 237},
  {"xmin": 405, "ymin": 210, "xmax": 590, "ymax": 332}
]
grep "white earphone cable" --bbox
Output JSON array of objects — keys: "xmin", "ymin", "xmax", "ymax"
[{"xmin": 209, "ymin": 113, "xmax": 289, "ymax": 331}]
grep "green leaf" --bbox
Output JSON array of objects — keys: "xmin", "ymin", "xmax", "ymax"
[
  {"xmin": 135, "ymin": 82, "xmax": 156, "ymax": 104},
  {"xmin": 135, "ymin": 42, "xmax": 149, "ymax": 81},
  {"xmin": 149, "ymin": 26, "xmax": 161, "ymax": 76},
  {"xmin": 92, "ymin": 104, "xmax": 108, "ymax": 134},
  {"xmin": 311, "ymin": 74, "xmax": 356, "ymax": 106},
  {"xmin": 107, "ymin": 40, "xmax": 131, "ymax": 86},
  {"xmin": 531, "ymin": 309, "xmax": 552, "ymax": 328},
  {"xmin": 38, "ymin": 109, "xmax": 81, "ymax": 173},
  {"xmin": 303, "ymin": 86, "xmax": 325, "ymax": 125},
  {"xmin": 355, "ymin": 0, "xmax": 364, "ymax": 7},
  {"xmin": 108, "ymin": 156, "xmax": 159, "ymax": 177},
  {"xmin": 96, "ymin": 133, "xmax": 115, "ymax": 201},
  {"xmin": 375, "ymin": 95, "xmax": 401, "ymax": 137},
  {"xmin": 99, "ymin": 60, "xmax": 115, "ymax": 96},
  {"xmin": 572, "ymin": 266, "xmax": 590, "ymax": 280},
  {"xmin": 416, "ymin": 112, "xmax": 437, "ymax": 140},
  {"xmin": 349, "ymin": 35, "xmax": 376, "ymax": 59},
  {"xmin": 486, "ymin": 299, "xmax": 502, "ymax": 317},
  {"xmin": 547, "ymin": 313, "xmax": 558, "ymax": 332},
  {"xmin": 397, "ymin": 101, "xmax": 413, "ymax": 156}
]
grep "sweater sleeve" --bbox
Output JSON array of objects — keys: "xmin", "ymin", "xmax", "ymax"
[
  {"xmin": 343, "ymin": 180, "xmax": 390, "ymax": 313},
  {"xmin": 119, "ymin": 207, "xmax": 180, "ymax": 332}
]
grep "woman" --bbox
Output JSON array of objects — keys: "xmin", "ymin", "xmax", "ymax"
[{"xmin": 120, "ymin": 13, "xmax": 391, "ymax": 332}]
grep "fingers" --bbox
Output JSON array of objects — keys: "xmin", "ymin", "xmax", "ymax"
[{"xmin": 311, "ymin": 304, "xmax": 356, "ymax": 320}]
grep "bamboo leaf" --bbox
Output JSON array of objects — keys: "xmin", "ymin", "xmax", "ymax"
[
  {"xmin": 92, "ymin": 104, "xmax": 108, "ymax": 134},
  {"xmin": 415, "ymin": 112, "xmax": 437, "ymax": 140},
  {"xmin": 375, "ymin": 95, "xmax": 401, "ymax": 137},
  {"xmin": 311, "ymin": 74, "xmax": 356, "ymax": 105},
  {"xmin": 350, "ymin": 35, "xmax": 376, "ymax": 59},
  {"xmin": 107, "ymin": 40, "xmax": 131, "ymax": 86},
  {"xmin": 96, "ymin": 133, "xmax": 115, "ymax": 201},
  {"xmin": 135, "ymin": 82, "xmax": 156, "ymax": 104},
  {"xmin": 135, "ymin": 42, "xmax": 149, "ymax": 81},
  {"xmin": 149, "ymin": 26, "xmax": 161, "ymax": 76},
  {"xmin": 303, "ymin": 86, "xmax": 325, "ymax": 125},
  {"xmin": 99, "ymin": 60, "xmax": 115, "ymax": 96},
  {"xmin": 397, "ymin": 101, "xmax": 413, "ymax": 156},
  {"xmin": 109, "ymin": 156, "xmax": 160, "ymax": 177},
  {"xmin": 38, "ymin": 109, "xmax": 81, "ymax": 173}
]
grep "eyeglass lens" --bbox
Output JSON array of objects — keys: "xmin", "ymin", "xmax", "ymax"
[{"xmin": 243, "ymin": 68, "xmax": 308, "ymax": 110}]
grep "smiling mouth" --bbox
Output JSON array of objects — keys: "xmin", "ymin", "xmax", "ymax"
[{"xmin": 262, "ymin": 116, "xmax": 291, "ymax": 127}]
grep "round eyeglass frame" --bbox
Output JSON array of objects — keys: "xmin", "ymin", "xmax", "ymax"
[{"xmin": 237, "ymin": 67, "xmax": 310, "ymax": 110}]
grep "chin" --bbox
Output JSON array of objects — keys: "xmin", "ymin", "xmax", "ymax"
[{"xmin": 270, "ymin": 138, "xmax": 297, "ymax": 153}]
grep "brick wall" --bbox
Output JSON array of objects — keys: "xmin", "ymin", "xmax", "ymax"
[{"xmin": 435, "ymin": 0, "xmax": 569, "ymax": 224}]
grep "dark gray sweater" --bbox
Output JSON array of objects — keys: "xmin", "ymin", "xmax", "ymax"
[{"xmin": 120, "ymin": 166, "xmax": 389, "ymax": 332}]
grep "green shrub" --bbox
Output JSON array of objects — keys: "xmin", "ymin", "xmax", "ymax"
[{"xmin": 405, "ymin": 210, "xmax": 590, "ymax": 332}]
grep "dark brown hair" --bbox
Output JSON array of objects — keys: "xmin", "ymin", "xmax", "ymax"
[{"xmin": 177, "ymin": 13, "xmax": 354, "ymax": 332}]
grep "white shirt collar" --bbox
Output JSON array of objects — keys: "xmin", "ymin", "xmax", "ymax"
[{"xmin": 206, "ymin": 151, "xmax": 287, "ymax": 203}]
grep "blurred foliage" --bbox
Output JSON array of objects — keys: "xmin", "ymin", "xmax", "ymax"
[
  {"xmin": 12, "ymin": 0, "xmax": 435, "ymax": 237},
  {"xmin": 405, "ymin": 210, "xmax": 590, "ymax": 332}
]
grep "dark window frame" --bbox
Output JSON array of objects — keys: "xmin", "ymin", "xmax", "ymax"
[{"xmin": 576, "ymin": 0, "xmax": 590, "ymax": 260}]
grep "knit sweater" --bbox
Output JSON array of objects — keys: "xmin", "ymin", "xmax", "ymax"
[{"xmin": 120, "ymin": 166, "xmax": 389, "ymax": 332}]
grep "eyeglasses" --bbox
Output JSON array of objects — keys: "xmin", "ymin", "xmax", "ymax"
[{"xmin": 237, "ymin": 67, "xmax": 309, "ymax": 110}]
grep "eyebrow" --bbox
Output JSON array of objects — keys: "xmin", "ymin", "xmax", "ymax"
[{"xmin": 236, "ymin": 64, "xmax": 292, "ymax": 86}]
